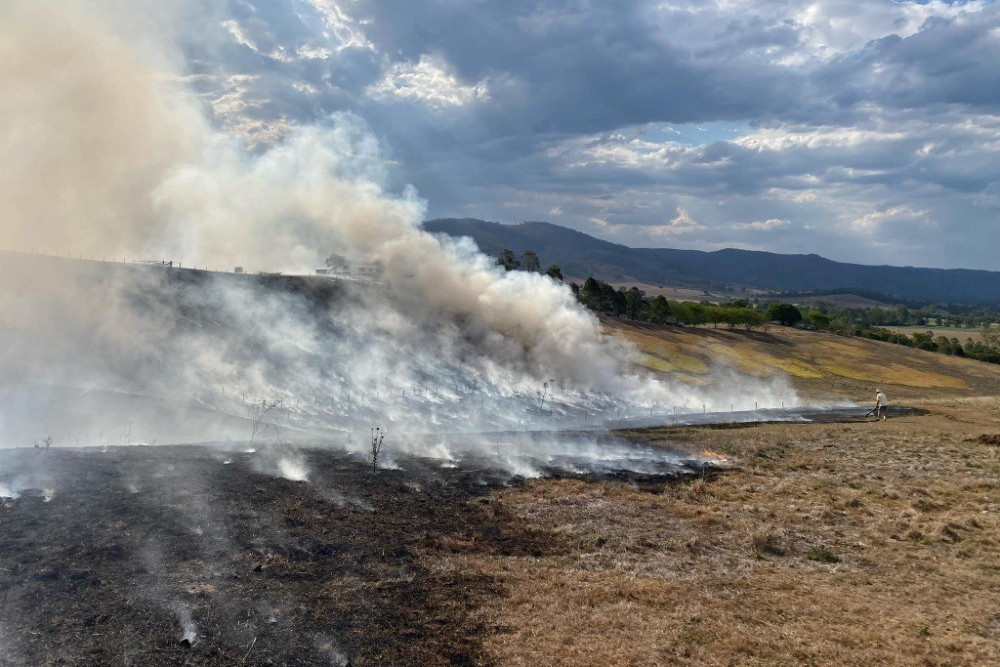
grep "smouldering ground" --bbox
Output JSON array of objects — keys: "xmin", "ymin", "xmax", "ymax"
[
  {"xmin": 448, "ymin": 397, "xmax": 1000, "ymax": 666},
  {"xmin": 1, "ymin": 400, "xmax": 997, "ymax": 666},
  {"xmin": 3, "ymin": 315, "xmax": 999, "ymax": 666},
  {"xmin": 0, "ymin": 447, "xmax": 552, "ymax": 667}
]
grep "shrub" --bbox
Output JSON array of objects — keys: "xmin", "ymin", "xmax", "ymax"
[{"xmin": 806, "ymin": 545, "xmax": 839, "ymax": 563}]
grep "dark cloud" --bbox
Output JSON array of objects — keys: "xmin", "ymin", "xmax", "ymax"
[{"xmin": 144, "ymin": 0, "xmax": 1000, "ymax": 270}]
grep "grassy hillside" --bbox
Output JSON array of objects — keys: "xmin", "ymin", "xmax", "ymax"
[{"xmin": 600, "ymin": 316, "xmax": 1000, "ymax": 403}]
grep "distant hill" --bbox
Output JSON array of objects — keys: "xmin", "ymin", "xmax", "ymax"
[{"xmin": 423, "ymin": 218, "xmax": 1000, "ymax": 304}]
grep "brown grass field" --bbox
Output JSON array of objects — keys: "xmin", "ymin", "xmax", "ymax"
[{"xmin": 447, "ymin": 320, "xmax": 1000, "ymax": 666}]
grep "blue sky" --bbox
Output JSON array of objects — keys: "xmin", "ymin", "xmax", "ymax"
[{"xmin": 25, "ymin": 0, "xmax": 1000, "ymax": 270}]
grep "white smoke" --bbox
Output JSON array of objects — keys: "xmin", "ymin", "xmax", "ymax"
[
  {"xmin": 170, "ymin": 601, "xmax": 198, "ymax": 646},
  {"xmin": 0, "ymin": 0, "xmax": 798, "ymax": 454}
]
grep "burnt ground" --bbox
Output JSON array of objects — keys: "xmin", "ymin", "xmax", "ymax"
[
  {"xmin": 0, "ymin": 444, "xmax": 698, "ymax": 667},
  {"xmin": 0, "ymin": 406, "xmax": 974, "ymax": 667}
]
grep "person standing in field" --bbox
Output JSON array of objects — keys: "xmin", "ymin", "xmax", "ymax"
[{"xmin": 875, "ymin": 389, "xmax": 888, "ymax": 421}]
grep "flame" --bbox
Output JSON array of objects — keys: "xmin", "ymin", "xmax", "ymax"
[{"xmin": 701, "ymin": 450, "xmax": 728, "ymax": 460}]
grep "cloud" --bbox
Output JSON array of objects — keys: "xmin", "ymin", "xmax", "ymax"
[
  {"xmin": 366, "ymin": 55, "xmax": 491, "ymax": 108},
  {"xmin": 8, "ymin": 0, "xmax": 1000, "ymax": 270},
  {"xmin": 850, "ymin": 204, "xmax": 932, "ymax": 234},
  {"xmin": 732, "ymin": 218, "xmax": 791, "ymax": 231}
]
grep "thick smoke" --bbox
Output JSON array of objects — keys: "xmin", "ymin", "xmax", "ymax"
[{"xmin": 0, "ymin": 0, "xmax": 798, "ymax": 456}]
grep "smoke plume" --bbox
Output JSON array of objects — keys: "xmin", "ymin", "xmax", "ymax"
[{"xmin": 0, "ymin": 0, "xmax": 797, "ymax": 454}]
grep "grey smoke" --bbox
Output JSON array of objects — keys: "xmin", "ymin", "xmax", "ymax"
[{"xmin": 0, "ymin": 0, "xmax": 799, "ymax": 458}]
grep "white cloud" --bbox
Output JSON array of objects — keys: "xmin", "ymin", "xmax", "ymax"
[
  {"xmin": 296, "ymin": 45, "xmax": 333, "ymax": 60},
  {"xmin": 734, "ymin": 125, "xmax": 907, "ymax": 152},
  {"xmin": 367, "ymin": 55, "xmax": 490, "ymax": 108},
  {"xmin": 302, "ymin": 0, "xmax": 374, "ymax": 52},
  {"xmin": 732, "ymin": 218, "xmax": 790, "ymax": 231},
  {"xmin": 210, "ymin": 74, "xmax": 263, "ymax": 118},
  {"xmin": 221, "ymin": 19, "xmax": 258, "ymax": 52},
  {"xmin": 850, "ymin": 204, "xmax": 931, "ymax": 233},
  {"xmin": 648, "ymin": 207, "xmax": 705, "ymax": 236}
]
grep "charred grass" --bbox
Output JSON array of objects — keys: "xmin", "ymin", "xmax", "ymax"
[{"xmin": 0, "ymin": 447, "xmax": 566, "ymax": 666}]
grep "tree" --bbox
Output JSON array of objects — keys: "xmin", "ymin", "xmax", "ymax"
[
  {"xmin": 545, "ymin": 264, "xmax": 563, "ymax": 281},
  {"xmin": 983, "ymin": 323, "xmax": 1000, "ymax": 348},
  {"xmin": 497, "ymin": 249, "xmax": 519, "ymax": 271},
  {"xmin": 597, "ymin": 284, "xmax": 623, "ymax": 316},
  {"xmin": 935, "ymin": 336, "xmax": 953, "ymax": 355},
  {"xmin": 581, "ymin": 277, "xmax": 602, "ymax": 308},
  {"xmin": 766, "ymin": 303, "xmax": 803, "ymax": 327},
  {"xmin": 521, "ymin": 250, "xmax": 541, "ymax": 272},
  {"xmin": 650, "ymin": 295, "xmax": 670, "ymax": 323},
  {"xmin": 804, "ymin": 310, "xmax": 831, "ymax": 330},
  {"xmin": 742, "ymin": 309, "xmax": 766, "ymax": 331},
  {"xmin": 911, "ymin": 331, "xmax": 937, "ymax": 351},
  {"xmin": 325, "ymin": 253, "xmax": 349, "ymax": 272},
  {"xmin": 624, "ymin": 287, "xmax": 645, "ymax": 321}
]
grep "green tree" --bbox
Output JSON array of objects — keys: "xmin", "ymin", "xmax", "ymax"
[
  {"xmin": 911, "ymin": 331, "xmax": 937, "ymax": 351},
  {"xmin": 602, "ymin": 285, "xmax": 625, "ymax": 316},
  {"xmin": 804, "ymin": 310, "xmax": 831, "ymax": 330},
  {"xmin": 624, "ymin": 287, "xmax": 645, "ymax": 321},
  {"xmin": 742, "ymin": 309, "xmax": 766, "ymax": 331},
  {"xmin": 545, "ymin": 265, "xmax": 563, "ymax": 281},
  {"xmin": 581, "ymin": 277, "xmax": 602, "ymax": 309},
  {"xmin": 521, "ymin": 249, "xmax": 541, "ymax": 272},
  {"xmin": 766, "ymin": 303, "xmax": 803, "ymax": 327},
  {"xmin": 497, "ymin": 249, "xmax": 519, "ymax": 271},
  {"xmin": 650, "ymin": 295, "xmax": 671, "ymax": 323},
  {"xmin": 935, "ymin": 336, "xmax": 952, "ymax": 355}
]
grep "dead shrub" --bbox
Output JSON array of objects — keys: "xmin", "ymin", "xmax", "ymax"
[{"xmin": 750, "ymin": 529, "xmax": 788, "ymax": 557}]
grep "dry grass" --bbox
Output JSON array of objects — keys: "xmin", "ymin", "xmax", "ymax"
[
  {"xmin": 438, "ymin": 398, "xmax": 1000, "ymax": 666},
  {"xmin": 604, "ymin": 318, "xmax": 1000, "ymax": 402},
  {"xmin": 420, "ymin": 319, "xmax": 1000, "ymax": 665}
]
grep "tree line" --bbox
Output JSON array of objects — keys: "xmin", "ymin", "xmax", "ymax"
[
  {"xmin": 495, "ymin": 248, "xmax": 562, "ymax": 280},
  {"xmin": 495, "ymin": 250, "xmax": 1000, "ymax": 366},
  {"xmin": 570, "ymin": 277, "xmax": 790, "ymax": 330},
  {"xmin": 569, "ymin": 276, "xmax": 1000, "ymax": 365}
]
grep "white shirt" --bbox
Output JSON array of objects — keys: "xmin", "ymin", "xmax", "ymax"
[{"xmin": 876, "ymin": 391, "xmax": 888, "ymax": 406}]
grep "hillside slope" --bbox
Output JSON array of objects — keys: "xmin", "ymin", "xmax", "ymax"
[
  {"xmin": 424, "ymin": 218, "xmax": 1000, "ymax": 303},
  {"xmin": 602, "ymin": 316, "xmax": 1000, "ymax": 404}
]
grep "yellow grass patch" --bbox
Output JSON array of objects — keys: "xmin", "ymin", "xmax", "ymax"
[
  {"xmin": 767, "ymin": 356, "xmax": 826, "ymax": 379},
  {"xmin": 603, "ymin": 316, "xmax": 1000, "ymax": 402},
  {"xmin": 881, "ymin": 363, "xmax": 969, "ymax": 389},
  {"xmin": 616, "ymin": 330, "xmax": 711, "ymax": 374},
  {"xmin": 817, "ymin": 363, "xmax": 876, "ymax": 381}
]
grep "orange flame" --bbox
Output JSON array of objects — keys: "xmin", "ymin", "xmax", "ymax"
[{"xmin": 701, "ymin": 450, "xmax": 728, "ymax": 460}]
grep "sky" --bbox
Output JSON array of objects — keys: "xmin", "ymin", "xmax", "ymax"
[{"xmin": 11, "ymin": 0, "xmax": 1000, "ymax": 270}]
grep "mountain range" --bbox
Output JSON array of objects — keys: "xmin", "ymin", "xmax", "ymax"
[{"xmin": 423, "ymin": 218, "xmax": 1000, "ymax": 304}]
